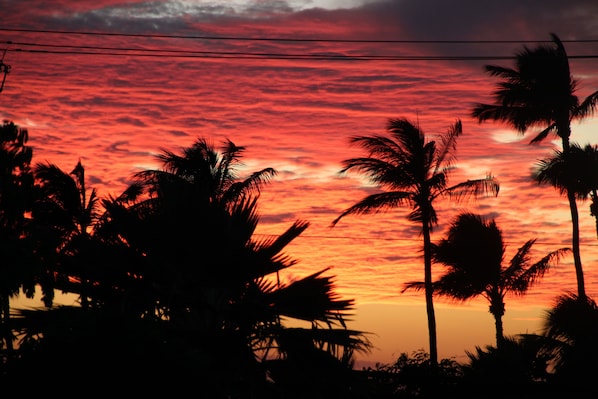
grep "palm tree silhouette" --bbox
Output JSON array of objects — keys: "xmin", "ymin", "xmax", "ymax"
[
  {"xmin": 471, "ymin": 32, "xmax": 598, "ymax": 301},
  {"xmin": 97, "ymin": 138, "xmax": 280, "ymax": 319},
  {"xmin": 32, "ymin": 160, "xmax": 101, "ymax": 308},
  {"xmin": 0, "ymin": 121, "xmax": 35, "ymax": 354},
  {"xmin": 91, "ymin": 137, "xmax": 371, "ymax": 392},
  {"xmin": 331, "ymin": 118, "xmax": 499, "ymax": 367},
  {"xmin": 132, "ymin": 137, "xmax": 277, "ymax": 209},
  {"xmin": 4, "ymin": 137, "xmax": 371, "ymax": 392},
  {"xmin": 533, "ymin": 143, "xmax": 598, "ymax": 239},
  {"xmin": 541, "ymin": 292, "xmax": 598, "ymax": 394},
  {"xmin": 403, "ymin": 212, "xmax": 569, "ymax": 347}
]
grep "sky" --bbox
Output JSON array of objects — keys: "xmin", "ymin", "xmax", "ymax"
[{"xmin": 1, "ymin": 0, "xmax": 598, "ymax": 367}]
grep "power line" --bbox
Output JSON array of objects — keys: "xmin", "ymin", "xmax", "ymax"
[
  {"xmin": 1, "ymin": 47, "xmax": 517, "ymax": 61},
  {"xmin": 3, "ymin": 28, "xmax": 598, "ymax": 61},
  {"xmin": 3, "ymin": 41, "xmax": 598, "ymax": 62},
  {"xmin": 3, "ymin": 27, "xmax": 598, "ymax": 44}
]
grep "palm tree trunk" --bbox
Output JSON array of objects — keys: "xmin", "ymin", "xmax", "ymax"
[
  {"xmin": 561, "ymin": 130, "xmax": 587, "ymax": 302},
  {"xmin": 489, "ymin": 296, "xmax": 505, "ymax": 348},
  {"xmin": 494, "ymin": 315, "xmax": 504, "ymax": 348},
  {"xmin": 422, "ymin": 222, "xmax": 438, "ymax": 368},
  {"xmin": 567, "ymin": 188, "xmax": 586, "ymax": 301}
]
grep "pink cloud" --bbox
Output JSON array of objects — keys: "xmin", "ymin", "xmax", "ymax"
[{"xmin": 2, "ymin": 0, "xmax": 598, "ymax": 360}]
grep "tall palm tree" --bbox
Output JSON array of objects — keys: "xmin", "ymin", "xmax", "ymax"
[
  {"xmin": 331, "ymin": 118, "xmax": 499, "ymax": 367},
  {"xmin": 403, "ymin": 212, "xmax": 569, "ymax": 347},
  {"xmin": 471, "ymin": 32, "xmax": 598, "ymax": 301},
  {"xmin": 533, "ymin": 143, "xmax": 598, "ymax": 239}
]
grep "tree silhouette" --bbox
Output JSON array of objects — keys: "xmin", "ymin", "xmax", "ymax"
[
  {"xmin": 403, "ymin": 212, "xmax": 569, "ymax": 347},
  {"xmin": 472, "ymin": 32, "xmax": 598, "ymax": 301},
  {"xmin": 540, "ymin": 292, "xmax": 598, "ymax": 394},
  {"xmin": 0, "ymin": 120, "xmax": 35, "ymax": 354},
  {"xmin": 32, "ymin": 160, "xmax": 101, "ymax": 308},
  {"xmin": 132, "ymin": 137, "xmax": 277, "ymax": 210},
  {"xmin": 459, "ymin": 335, "xmax": 554, "ymax": 397},
  {"xmin": 361, "ymin": 349, "xmax": 463, "ymax": 398},
  {"xmin": 533, "ymin": 142, "xmax": 598, "ymax": 239},
  {"xmin": 28, "ymin": 137, "xmax": 372, "ymax": 393},
  {"xmin": 331, "ymin": 118, "xmax": 498, "ymax": 368}
]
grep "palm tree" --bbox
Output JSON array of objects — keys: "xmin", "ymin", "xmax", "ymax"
[
  {"xmin": 541, "ymin": 292, "xmax": 598, "ymax": 393},
  {"xmin": 533, "ymin": 143, "xmax": 598, "ymax": 239},
  {"xmin": 403, "ymin": 212, "xmax": 569, "ymax": 347},
  {"xmin": 0, "ymin": 120, "xmax": 35, "ymax": 354},
  {"xmin": 471, "ymin": 32, "xmax": 598, "ymax": 301},
  {"xmin": 91, "ymin": 137, "xmax": 371, "ymax": 393},
  {"xmin": 331, "ymin": 118, "xmax": 499, "ymax": 367},
  {"xmin": 96, "ymin": 138, "xmax": 280, "ymax": 319},
  {"xmin": 32, "ymin": 160, "xmax": 101, "ymax": 308}
]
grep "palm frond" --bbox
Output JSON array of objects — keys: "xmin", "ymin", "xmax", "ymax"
[
  {"xmin": 403, "ymin": 276, "xmax": 478, "ymax": 301},
  {"xmin": 386, "ymin": 118, "xmax": 426, "ymax": 155},
  {"xmin": 340, "ymin": 157, "xmax": 416, "ymax": 189},
  {"xmin": 255, "ymin": 219, "xmax": 309, "ymax": 257},
  {"xmin": 433, "ymin": 119, "xmax": 462, "ymax": 174},
  {"xmin": 248, "ymin": 219, "xmax": 310, "ymax": 278},
  {"xmin": 484, "ymin": 64, "xmax": 519, "ymax": 80},
  {"xmin": 270, "ymin": 268, "xmax": 354, "ymax": 323},
  {"xmin": 529, "ymin": 123, "xmax": 557, "ymax": 144},
  {"xmin": 227, "ymin": 194, "xmax": 261, "ymax": 242},
  {"xmin": 331, "ymin": 191, "xmax": 412, "ymax": 226},
  {"xmin": 472, "ymin": 104, "xmax": 532, "ymax": 134},
  {"xmin": 348, "ymin": 134, "xmax": 407, "ymax": 163},
  {"xmin": 508, "ymin": 246, "xmax": 570, "ymax": 295},
  {"xmin": 533, "ymin": 149, "xmax": 567, "ymax": 193},
  {"xmin": 223, "ymin": 167, "xmax": 277, "ymax": 204},
  {"xmin": 433, "ymin": 271, "xmax": 485, "ymax": 301},
  {"xmin": 219, "ymin": 138, "xmax": 245, "ymax": 177},
  {"xmin": 445, "ymin": 176, "xmax": 499, "ymax": 202},
  {"xmin": 401, "ymin": 280, "xmax": 425, "ymax": 294},
  {"xmin": 573, "ymin": 90, "xmax": 598, "ymax": 119},
  {"xmin": 503, "ymin": 239, "xmax": 536, "ymax": 280}
]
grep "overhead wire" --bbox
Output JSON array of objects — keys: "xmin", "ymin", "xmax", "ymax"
[
  {"xmin": 2, "ymin": 41, "xmax": 598, "ymax": 61},
  {"xmin": 2, "ymin": 27, "xmax": 598, "ymax": 44},
  {"xmin": 1, "ymin": 28, "xmax": 598, "ymax": 61},
  {"xmin": 2, "ymin": 44, "xmax": 527, "ymax": 61}
]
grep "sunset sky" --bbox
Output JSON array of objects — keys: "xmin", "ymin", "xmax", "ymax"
[{"xmin": 2, "ymin": 0, "xmax": 598, "ymax": 366}]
